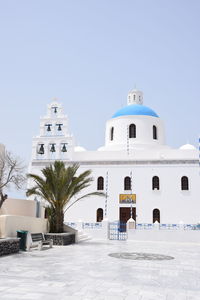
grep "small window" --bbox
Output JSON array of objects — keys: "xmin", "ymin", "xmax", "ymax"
[
  {"xmin": 153, "ymin": 208, "xmax": 160, "ymax": 223},
  {"xmin": 129, "ymin": 124, "xmax": 136, "ymax": 138},
  {"xmin": 110, "ymin": 127, "xmax": 114, "ymax": 141},
  {"xmin": 96, "ymin": 208, "xmax": 103, "ymax": 222},
  {"xmin": 97, "ymin": 177, "xmax": 104, "ymax": 190},
  {"xmin": 153, "ymin": 125, "xmax": 157, "ymax": 140},
  {"xmin": 181, "ymin": 176, "xmax": 189, "ymax": 190},
  {"xmin": 152, "ymin": 176, "xmax": 160, "ymax": 190},
  {"xmin": 124, "ymin": 176, "xmax": 131, "ymax": 190},
  {"xmin": 134, "ymin": 95, "xmax": 136, "ymax": 100}
]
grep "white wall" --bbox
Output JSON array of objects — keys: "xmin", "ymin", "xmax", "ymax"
[
  {"xmin": 127, "ymin": 229, "xmax": 200, "ymax": 243},
  {"xmin": 64, "ymin": 162, "xmax": 200, "ymax": 224},
  {"xmin": 0, "ymin": 215, "xmax": 48, "ymax": 238},
  {"xmin": 105, "ymin": 115, "xmax": 166, "ymax": 150},
  {"xmin": 0, "ymin": 198, "xmax": 36, "ymax": 217}
]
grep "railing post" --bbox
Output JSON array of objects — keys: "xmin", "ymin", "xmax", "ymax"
[
  {"xmin": 102, "ymin": 218, "xmax": 109, "ymax": 239},
  {"xmin": 179, "ymin": 221, "xmax": 184, "ymax": 230},
  {"xmin": 126, "ymin": 218, "xmax": 136, "ymax": 240},
  {"xmin": 153, "ymin": 221, "xmax": 160, "ymax": 230},
  {"xmin": 77, "ymin": 220, "xmax": 83, "ymax": 231}
]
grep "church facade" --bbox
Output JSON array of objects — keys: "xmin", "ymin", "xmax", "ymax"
[{"xmin": 28, "ymin": 90, "xmax": 200, "ymax": 224}]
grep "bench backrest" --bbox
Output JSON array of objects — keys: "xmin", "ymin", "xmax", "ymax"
[{"xmin": 31, "ymin": 233, "xmax": 44, "ymax": 242}]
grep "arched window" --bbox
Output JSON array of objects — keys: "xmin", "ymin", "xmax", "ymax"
[
  {"xmin": 152, "ymin": 176, "xmax": 160, "ymax": 190},
  {"xmin": 96, "ymin": 208, "xmax": 103, "ymax": 222},
  {"xmin": 181, "ymin": 176, "xmax": 189, "ymax": 190},
  {"xmin": 97, "ymin": 177, "xmax": 104, "ymax": 190},
  {"xmin": 110, "ymin": 127, "xmax": 114, "ymax": 141},
  {"xmin": 153, "ymin": 209, "xmax": 160, "ymax": 223},
  {"xmin": 129, "ymin": 124, "xmax": 136, "ymax": 138},
  {"xmin": 153, "ymin": 125, "xmax": 157, "ymax": 140},
  {"xmin": 124, "ymin": 176, "xmax": 131, "ymax": 190}
]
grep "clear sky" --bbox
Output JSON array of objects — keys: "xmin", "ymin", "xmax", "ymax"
[{"xmin": 0, "ymin": 0, "xmax": 200, "ymax": 197}]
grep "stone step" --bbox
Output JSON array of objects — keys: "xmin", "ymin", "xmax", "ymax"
[{"xmin": 77, "ymin": 232, "xmax": 92, "ymax": 243}]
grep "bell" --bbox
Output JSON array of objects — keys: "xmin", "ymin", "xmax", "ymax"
[
  {"xmin": 50, "ymin": 144, "xmax": 56, "ymax": 152},
  {"xmin": 62, "ymin": 144, "xmax": 67, "ymax": 152},
  {"xmin": 52, "ymin": 107, "xmax": 57, "ymax": 114},
  {"xmin": 38, "ymin": 144, "xmax": 44, "ymax": 155},
  {"xmin": 57, "ymin": 124, "xmax": 62, "ymax": 131},
  {"xmin": 47, "ymin": 124, "xmax": 51, "ymax": 131}
]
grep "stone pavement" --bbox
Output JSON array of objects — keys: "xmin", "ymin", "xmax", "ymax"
[{"xmin": 0, "ymin": 239, "xmax": 200, "ymax": 300}]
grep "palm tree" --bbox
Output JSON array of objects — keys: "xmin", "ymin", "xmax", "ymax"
[{"xmin": 26, "ymin": 161, "xmax": 104, "ymax": 233}]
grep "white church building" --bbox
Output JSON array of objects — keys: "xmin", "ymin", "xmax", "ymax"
[{"xmin": 28, "ymin": 90, "xmax": 200, "ymax": 225}]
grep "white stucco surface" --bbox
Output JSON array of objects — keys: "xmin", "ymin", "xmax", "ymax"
[
  {"xmin": 0, "ymin": 198, "xmax": 36, "ymax": 217},
  {"xmin": 0, "ymin": 215, "xmax": 48, "ymax": 238},
  {"xmin": 28, "ymin": 91, "xmax": 200, "ymax": 225},
  {"xmin": 0, "ymin": 239, "xmax": 200, "ymax": 299}
]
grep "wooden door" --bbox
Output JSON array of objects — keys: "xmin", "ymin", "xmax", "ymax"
[{"xmin": 120, "ymin": 207, "xmax": 136, "ymax": 223}]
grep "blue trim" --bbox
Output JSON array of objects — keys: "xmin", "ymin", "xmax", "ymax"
[{"xmin": 112, "ymin": 104, "xmax": 159, "ymax": 118}]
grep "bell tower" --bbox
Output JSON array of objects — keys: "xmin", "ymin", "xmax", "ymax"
[
  {"xmin": 30, "ymin": 100, "xmax": 75, "ymax": 162},
  {"xmin": 127, "ymin": 89, "xmax": 143, "ymax": 105}
]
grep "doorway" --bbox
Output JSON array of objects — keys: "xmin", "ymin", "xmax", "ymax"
[{"xmin": 119, "ymin": 207, "xmax": 136, "ymax": 223}]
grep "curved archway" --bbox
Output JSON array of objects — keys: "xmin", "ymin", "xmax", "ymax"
[
  {"xmin": 181, "ymin": 176, "xmax": 189, "ymax": 190},
  {"xmin": 96, "ymin": 208, "xmax": 103, "ymax": 222},
  {"xmin": 129, "ymin": 124, "xmax": 136, "ymax": 138},
  {"xmin": 124, "ymin": 176, "xmax": 131, "ymax": 190},
  {"xmin": 110, "ymin": 127, "xmax": 114, "ymax": 141},
  {"xmin": 153, "ymin": 208, "xmax": 160, "ymax": 223},
  {"xmin": 153, "ymin": 125, "xmax": 157, "ymax": 140},
  {"xmin": 152, "ymin": 176, "xmax": 160, "ymax": 190},
  {"xmin": 97, "ymin": 177, "xmax": 104, "ymax": 190}
]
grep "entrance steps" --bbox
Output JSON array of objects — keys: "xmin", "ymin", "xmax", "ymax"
[
  {"xmin": 77, "ymin": 230, "xmax": 91, "ymax": 243},
  {"xmin": 63, "ymin": 223, "xmax": 91, "ymax": 243}
]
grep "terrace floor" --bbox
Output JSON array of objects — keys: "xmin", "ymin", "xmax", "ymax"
[{"xmin": 0, "ymin": 239, "xmax": 200, "ymax": 299}]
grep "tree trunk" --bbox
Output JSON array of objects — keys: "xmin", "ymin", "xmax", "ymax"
[
  {"xmin": 0, "ymin": 192, "xmax": 7, "ymax": 210},
  {"xmin": 55, "ymin": 210, "xmax": 64, "ymax": 233},
  {"xmin": 46, "ymin": 206, "xmax": 64, "ymax": 233}
]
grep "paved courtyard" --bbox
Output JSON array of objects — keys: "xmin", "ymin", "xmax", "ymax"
[{"xmin": 0, "ymin": 239, "xmax": 200, "ymax": 300}]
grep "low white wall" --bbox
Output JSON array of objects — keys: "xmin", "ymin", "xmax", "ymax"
[
  {"xmin": 0, "ymin": 198, "xmax": 36, "ymax": 217},
  {"xmin": 127, "ymin": 229, "xmax": 200, "ymax": 243},
  {"xmin": 0, "ymin": 198, "xmax": 46, "ymax": 219},
  {"xmin": 0, "ymin": 215, "xmax": 48, "ymax": 238},
  {"xmin": 83, "ymin": 227, "xmax": 108, "ymax": 239}
]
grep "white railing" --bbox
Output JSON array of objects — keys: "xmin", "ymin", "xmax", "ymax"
[
  {"xmin": 136, "ymin": 223, "xmax": 200, "ymax": 230},
  {"xmin": 66, "ymin": 222, "xmax": 200, "ymax": 231},
  {"xmin": 65, "ymin": 222, "xmax": 102, "ymax": 229},
  {"xmin": 82, "ymin": 222, "xmax": 102, "ymax": 229},
  {"xmin": 65, "ymin": 222, "xmax": 78, "ymax": 229}
]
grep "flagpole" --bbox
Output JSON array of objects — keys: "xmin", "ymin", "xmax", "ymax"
[{"xmin": 105, "ymin": 171, "xmax": 108, "ymax": 218}]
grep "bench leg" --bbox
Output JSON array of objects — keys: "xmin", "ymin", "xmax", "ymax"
[{"xmin": 38, "ymin": 241, "xmax": 42, "ymax": 251}]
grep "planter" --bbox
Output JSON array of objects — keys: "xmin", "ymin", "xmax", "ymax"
[
  {"xmin": 44, "ymin": 233, "xmax": 75, "ymax": 245},
  {"xmin": 0, "ymin": 238, "xmax": 20, "ymax": 256}
]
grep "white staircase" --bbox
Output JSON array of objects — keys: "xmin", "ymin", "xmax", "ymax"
[{"xmin": 77, "ymin": 230, "xmax": 91, "ymax": 243}]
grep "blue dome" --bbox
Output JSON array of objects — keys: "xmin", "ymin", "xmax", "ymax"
[{"xmin": 112, "ymin": 104, "xmax": 159, "ymax": 118}]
